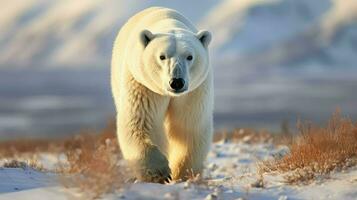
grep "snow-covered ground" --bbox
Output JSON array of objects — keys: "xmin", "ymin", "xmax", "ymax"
[{"xmin": 1, "ymin": 141, "xmax": 357, "ymax": 200}]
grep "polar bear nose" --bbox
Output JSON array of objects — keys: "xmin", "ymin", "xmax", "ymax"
[{"xmin": 169, "ymin": 78, "xmax": 185, "ymax": 91}]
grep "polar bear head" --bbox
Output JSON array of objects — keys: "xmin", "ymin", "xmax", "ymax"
[{"xmin": 133, "ymin": 29, "xmax": 211, "ymax": 96}]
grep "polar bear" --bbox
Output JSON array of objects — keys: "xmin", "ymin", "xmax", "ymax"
[{"xmin": 111, "ymin": 7, "xmax": 213, "ymax": 183}]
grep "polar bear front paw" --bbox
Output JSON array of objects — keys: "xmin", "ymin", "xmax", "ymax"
[{"xmin": 135, "ymin": 145, "xmax": 172, "ymax": 183}]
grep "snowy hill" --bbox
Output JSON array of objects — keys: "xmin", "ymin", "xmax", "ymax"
[
  {"xmin": 201, "ymin": 0, "xmax": 357, "ymax": 69},
  {"xmin": 0, "ymin": 0, "xmax": 217, "ymax": 68},
  {"xmin": 0, "ymin": 0, "xmax": 356, "ymax": 69}
]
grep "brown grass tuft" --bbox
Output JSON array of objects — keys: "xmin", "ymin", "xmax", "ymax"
[
  {"xmin": 60, "ymin": 135, "xmax": 125, "ymax": 199},
  {"xmin": 57, "ymin": 120, "xmax": 126, "ymax": 199},
  {"xmin": 1, "ymin": 159, "xmax": 45, "ymax": 171},
  {"xmin": 0, "ymin": 120, "xmax": 127, "ymax": 199},
  {"xmin": 261, "ymin": 111, "xmax": 357, "ymax": 183}
]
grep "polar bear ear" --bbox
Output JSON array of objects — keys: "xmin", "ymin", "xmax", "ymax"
[
  {"xmin": 140, "ymin": 29, "xmax": 155, "ymax": 48},
  {"xmin": 196, "ymin": 30, "xmax": 212, "ymax": 48}
]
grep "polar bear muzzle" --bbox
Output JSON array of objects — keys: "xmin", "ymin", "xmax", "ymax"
[
  {"xmin": 169, "ymin": 78, "xmax": 185, "ymax": 91},
  {"xmin": 168, "ymin": 61, "xmax": 188, "ymax": 94}
]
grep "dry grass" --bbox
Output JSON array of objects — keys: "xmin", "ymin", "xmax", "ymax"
[
  {"xmin": 0, "ymin": 119, "xmax": 279, "ymax": 198},
  {"xmin": 0, "ymin": 120, "xmax": 126, "ymax": 199},
  {"xmin": 2, "ymin": 112, "xmax": 356, "ymax": 192},
  {"xmin": 184, "ymin": 169, "xmax": 208, "ymax": 186},
  {"xmin": 0, "ymin": 138, "xmax": 63, "ymax": 157},
  {"xmin": 1, "ymin": 159, "xmax": 45, "ymax": 171},
  {"xmin": 261, "ymin": 111, "xmax": 357, "ymax": 183},
  {"xmin": 57, "ymin": 121, "xmax": 127, "ymax": 199},
  {"xmin": 0, "ymin": 120, "xmax": 117, "ymax": 157},
  {"xmin": 3, "ymin": 112, "xmax": 356, "ymax": 193},
  {"xmin": 60, "ymin": 136, "xmax": 125, "ymax": 199},
  {"xmin": 0, "ymin": 121, "xmax": 275, "ymax": 158}
]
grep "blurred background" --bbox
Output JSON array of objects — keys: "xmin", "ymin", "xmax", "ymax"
[{"xmin": 0, "ymin": 0, "xmax": 356, "ymax": 140}]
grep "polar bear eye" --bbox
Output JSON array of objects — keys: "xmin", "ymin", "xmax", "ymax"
[
  {"xmin": 159, "ymin": 55, "xmax": 166, "ymax": 60},
  {"xmin": 186, "ymin": 55, "xmax": 193, "ymax": 61}
]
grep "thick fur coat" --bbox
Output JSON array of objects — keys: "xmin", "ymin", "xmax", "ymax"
[{"xmin": 111, "ymin": 7, "xmax": 213, "ymax": 183}]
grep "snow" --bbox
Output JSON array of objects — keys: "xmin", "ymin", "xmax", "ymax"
[
  {"xmin": 199, "ymin": 0, "xmax": 281, "ymax": 50},
  {"xmin": 320, "ymin": 0, "xmax": 357, "ymax": 41},
  {"xmin": 0, "ymin": 168, "xmax": 57, "ymax": 194},
  {"xmin": 0, "ymin": 0, "xmax": 43, "ymax": 31},
  {"xmin": 1, "ymin": 141, "xmax": 357, "ymax": 199}
]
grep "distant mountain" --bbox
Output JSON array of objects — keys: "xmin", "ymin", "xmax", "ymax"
[
  {"xmin": 0, "ymin": 0, "xmax": 356, "ymax": 69},
  {"xmin": 0, "ymin": 0, "xmax": 141, "ymax": 68},
  {"xmin": 0, "ymin": 0, "xmax": 218, "ymax": 68},
  {"xmin": 200, "ymin": 0, "xmax": 357, "ymax": 69}
]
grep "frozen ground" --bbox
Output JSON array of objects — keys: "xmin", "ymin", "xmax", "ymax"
[{"xmin": 1, "ymin": 141, "xmax": 357, "ymax": 200}]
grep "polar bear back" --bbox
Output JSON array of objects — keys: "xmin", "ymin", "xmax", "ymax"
[{"xmin": 121, "ymin": 7, "xmax": 197, "ymax": 38}]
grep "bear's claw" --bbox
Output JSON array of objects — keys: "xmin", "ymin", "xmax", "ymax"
[
  {"xmin": 134, "ymin": 145, "xmax": 171, "ymax": 183},
  {"xmin": 144, "ymin": 167, "xmax": 171, "ymax": 183},
  {"xmin": 164, "ymin": 175, "xmax": 172, "ymax": 184}
]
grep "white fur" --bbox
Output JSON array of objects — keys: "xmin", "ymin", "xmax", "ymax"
[{"xmin": 111, "ymin": 7, "xmax": 213, "ymax": 181}]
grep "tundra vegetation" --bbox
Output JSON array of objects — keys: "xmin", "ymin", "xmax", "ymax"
[{"xmin": 0, "ymin": 111, "xmax": 356, "ymax": 198}]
